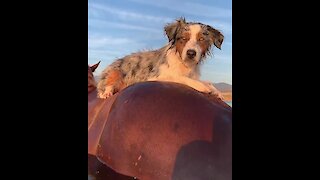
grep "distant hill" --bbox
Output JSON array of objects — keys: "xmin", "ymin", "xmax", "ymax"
[
  {"xmin": 94, "ymin": 76, "xmax": 232, "ymax": 92},
  {"xmin": 213, "ymin": 82, "xmax": 232, "ymax": 92}
]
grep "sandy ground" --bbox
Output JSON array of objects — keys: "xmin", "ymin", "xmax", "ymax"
[{"xmin": 222, "ymin": 92, "xmax": 232, "ymax": 102}]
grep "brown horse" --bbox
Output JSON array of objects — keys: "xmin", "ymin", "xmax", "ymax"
[
  {"xmin": 89, "ymin": 62, "xmax": 133, "ymax": 179},
  {"xmin": 88, "ymin": 63, "xmax": 232, "ymax": 180},
  {"xmin": 88, "ymin": 61, "xmax": 120, "ymax": 155}
]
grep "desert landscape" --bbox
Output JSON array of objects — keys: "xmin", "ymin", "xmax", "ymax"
[
  {"xmin": 214, "ymin": 82, "xmax": 232, "ymax": 102},
  {"xmin": 221, "ymin": 92, "xmax": 232, "ymax": 102}
]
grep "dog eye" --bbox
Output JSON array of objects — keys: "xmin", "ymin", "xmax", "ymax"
[
  {"xmin": 203, "ymin": 32, "xmax": 209, "ymax": 36},
  {"xmin": 182, "ymin": 37, "xmax": 187, "ymax": 40}
]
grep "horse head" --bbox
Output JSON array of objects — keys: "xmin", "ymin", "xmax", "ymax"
[{"xmin": 88, "ymin": 61, "xmax": 100, "ymax": 93}]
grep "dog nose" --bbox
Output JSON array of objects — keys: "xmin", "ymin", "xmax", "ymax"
[{"xmin": 187, "ymin": 49, "xmax": 196, "ymax": 59}]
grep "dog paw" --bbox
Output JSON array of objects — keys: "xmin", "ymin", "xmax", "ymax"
[
  {"xmin": 202, "ymin": 81, "xmax": 225, "ymax": 101},
  {"xmin": 209, "ymin": 90, "xmax": 225, "ymax": 101},
  {"xmin": 199, "ymin": 84, "xmax": 214, "ymax": 94},
  {"xmin": 98, "ymin": 92, "xmax": 113, "ymax": 99},
  {"xmin": 97, "ymin": 86, "xmax": 114, "ymax": 99}
]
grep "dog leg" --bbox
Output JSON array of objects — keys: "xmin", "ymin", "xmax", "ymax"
[
  {"xmin": 97, "ymin": 86, "xmax": 114, "ymax": 99},
  {"xmin": 97, "ymin": 68, "xmax": 123, "ymax": 99},
  {"xmin": 201, "ymin": 81, "xmax": 225, "ymax": 100},
  {"xmin": 149, "ymin": 77, "xmax": 224, "ymax": 100}
]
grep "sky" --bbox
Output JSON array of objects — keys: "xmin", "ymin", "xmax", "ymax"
[{"xmin": 88, "ymin": 0, "xmax": 232, "ymax": 85}]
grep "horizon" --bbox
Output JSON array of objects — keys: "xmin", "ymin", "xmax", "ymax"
[
  {"xmin": 93, "ymin": 75, "xmax": 232, "ymax": 86},
  {"xmin": 88, "ymin": 0, "xmax": 232, "ymax": 85}
]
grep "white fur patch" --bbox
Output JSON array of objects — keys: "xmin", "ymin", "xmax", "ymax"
[
  {"xmin": 181, "ymin": 24, "xmax": 202, "ymax": 63},
  {"xmin": 156, "ymin": 47, "xmax": 196, "ymax": 78}
]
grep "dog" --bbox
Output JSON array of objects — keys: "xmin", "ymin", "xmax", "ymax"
[{"xmin": 97, "ymin": 17, "xmax": 225, "ymax": 100}]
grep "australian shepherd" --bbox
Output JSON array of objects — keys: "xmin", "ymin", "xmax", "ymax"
[{"xmin": 97, "ymin": 17, "xmax": 225, "ymax": 100}]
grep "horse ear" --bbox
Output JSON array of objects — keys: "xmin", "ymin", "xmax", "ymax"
[
  {"xmin": 164, "ymin": 17, "xmax": 186, "ymax": 42},
  {"xmin": 90, "ymin": 61, "xmax": 100, "ymax": 72},
  {"xmin": 207, "ymin": 25, "xmax": 224, "ymax": 49}
]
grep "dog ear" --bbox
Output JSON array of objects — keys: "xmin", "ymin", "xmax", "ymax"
[
  {"xmin": 207, "ymin": 25, "xmax": 224, "ymax": 49},
  {"xmin": 164, "ymin": 17, "xmax": 186, "ymax": 42},
  {"xmin": 90, "ymin": 61, "xmax": 100, "ymax": 72}
]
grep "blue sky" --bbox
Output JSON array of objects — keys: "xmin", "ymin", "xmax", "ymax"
[{"xmin": 88, "ymin": 0, "xmax": 232, "ymax": 85}]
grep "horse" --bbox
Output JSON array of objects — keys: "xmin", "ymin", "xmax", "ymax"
[
  {"xmin": 88, "ymin": 62, "xmax": 232, "ymax": 180},
  {"xmin": 88, "ymin": 61, "xmax": 120, "ymax": 155},
  {"xmin": 89, "ymin": 62, "xmax": 133, "ymax": 179}
]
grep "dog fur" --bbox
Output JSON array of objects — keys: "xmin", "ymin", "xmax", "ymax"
[{"xmin": 97, "ymin": 17, "xmax": 225, "ymax": 99}]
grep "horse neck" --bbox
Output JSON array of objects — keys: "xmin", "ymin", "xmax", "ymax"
[
  {"xmin": 88, "ymin": 84, "xmax": 97, "ymax": 94},
  {"xmin": 88, "ymin": 88, "xmax": 98, "ymax": 101},
  {"xmin": 88, "ymin": 74, "xmax": 97, "ymax": 94}
]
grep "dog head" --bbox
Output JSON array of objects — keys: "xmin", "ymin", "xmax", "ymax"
[{"xmin": 165, "ymin": 17, "xmax": 224, "ymax": 65}]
